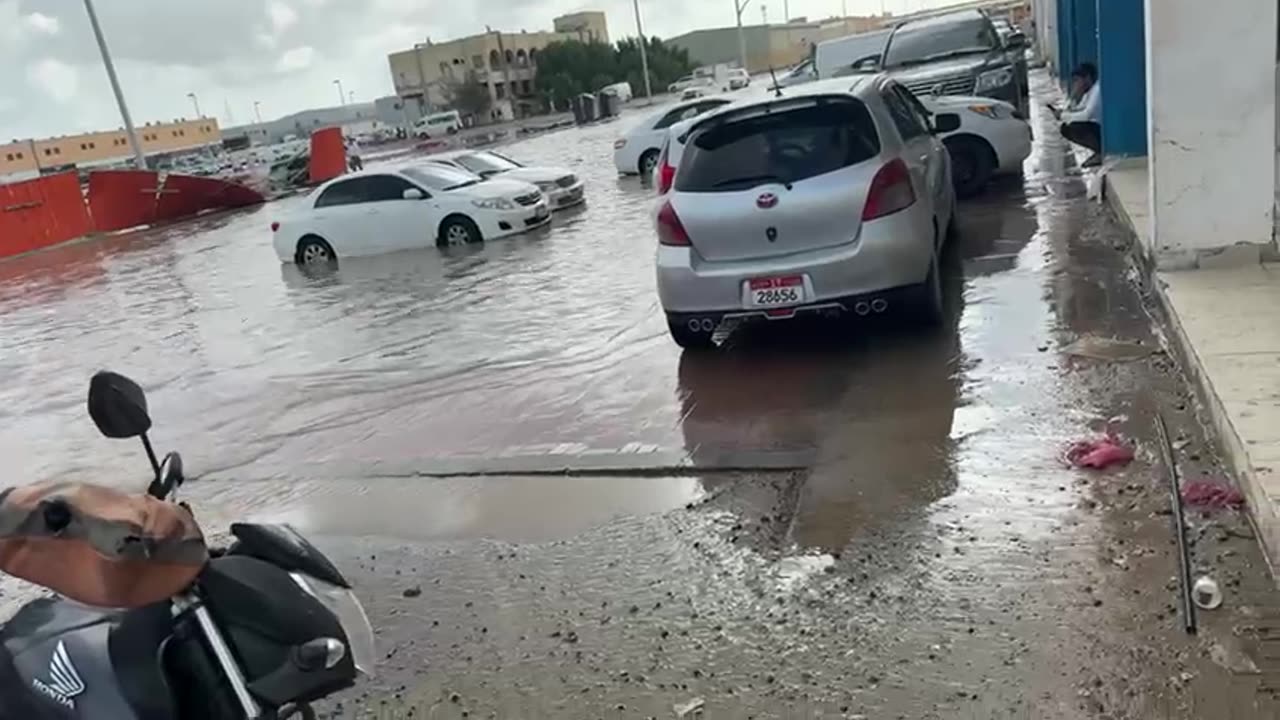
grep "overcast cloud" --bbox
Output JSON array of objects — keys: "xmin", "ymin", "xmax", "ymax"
[{"xmin": 3, "ymin": 0, "xmax": 944, "ymax": 140}]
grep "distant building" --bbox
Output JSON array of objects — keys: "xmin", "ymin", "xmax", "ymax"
[
  {"xmin": 667, "ymin": 15, "xmax": 889, "ymax": 73},
  {"xmin": 387, "ymin": 11, "xmax": 610, "ymax": 123},
  {"xmin": 0, "ymin": 118, "xmax": 222, "ymax": 181},
  {"xmin": 554, "ymin": 11, "xmax": 610, "ymax": 44}
]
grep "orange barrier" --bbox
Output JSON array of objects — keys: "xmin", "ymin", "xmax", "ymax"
[
  {"xmin": 309, "ymin": 127, "xmax": 346, "ymax": 184},
  {"xmin": 0, "ymin": 173, "xmax": 93, "ymax": 258},
  {"xmin": 155, "ymin": 174, "xmax": 265, "ymax": 221},
  {"xmin": 87, "ymin": 170, "xmax": 160, "ymax": 233}
]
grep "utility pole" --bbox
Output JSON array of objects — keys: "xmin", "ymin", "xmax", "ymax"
[
  {"xmin": 632, "ymin": 0, "xmax": 653, "ymax": 102},
  {"xmin": 761, "ymin": 4, "xmax": 767, "ymax": 24},
  {"xmin": 333, "ymin": 79, "xmax": 346, "ymax": 105},
  {"xmin": 253, "ymin": 101, "xmax": 263, "ymax": 124},
  {"xmin": 734, "ymin": 0, "xmax": 751, "ymax": 72},
  {"xmin": 186, "ymin": 92, "xmax": 201, "ymax": 118},
  {"xmin": 82, "ymin": 0, "xmax": 145, "ymax": 168}
]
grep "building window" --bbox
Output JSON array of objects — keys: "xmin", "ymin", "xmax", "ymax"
[
  {"xmin": 495, "ymin": 83, "xmax": 506, "ymax": 99},
  {"xmin": 88, "ymin": 142, "xmax": 95, "ymax": 149},
  {"xmin": 516, "ymin": 49, "xmax": 528, "ymax": 67},
  {"xmin": 489, "ymin": 49, "xmax": 501, "ymax": 67},
  {"xmin": 505, "ymin": 49, "xmax": 514, "ymax": 65},
  {"xmin": 5, "ymin": 153, "xmax": 12, "ymax": 161},
  {"xmin": 15, "ymin": 152, "xmax": 22, "ymax": 159},
  {"xmin": 472, "ymin": 54, "xmax": 484, "ymax": 68},
  {"xmin": 529, "ymin": 48, "xmax": 538, "ymax": 65},
  {"xmin": 521, "ymin": 79, "xmax": 531, "ymax": 95},
  {"xmin": 79, "ymin": 143, "xmax": 87, "ymax": 150},
  {"xmin": 53, "ymin": 147, "xmax": 61, "ymax": 155},
  {"xmin": 44, "ymin": 149, "xmax": 51, "ymax": 156}
]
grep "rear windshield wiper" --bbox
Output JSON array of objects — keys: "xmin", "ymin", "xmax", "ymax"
[{"xmin": 711, "ymin": 174, "xmax": 793, "ymax": 190}]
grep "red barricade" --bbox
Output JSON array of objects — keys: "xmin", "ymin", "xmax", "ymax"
[
  {"xmin": 154, "ymin": 174, "xmax": 264, "ymax": 221},
  {"xmin": 0, "ymin": 173, "xmax": 93, "ymax": 259},
  {"xmin": 309, "ymin": 127, "xmax": 347, "ymax": 184}
]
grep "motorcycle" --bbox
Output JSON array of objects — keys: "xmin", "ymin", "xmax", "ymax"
[{"xmin": 0, "ymin": 371, "xmax": 375, "ymax": 719}]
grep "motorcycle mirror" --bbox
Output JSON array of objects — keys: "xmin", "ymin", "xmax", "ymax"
[{"xmin": 88, "ymin": 371, "xmax": 152, "ymax": 439}]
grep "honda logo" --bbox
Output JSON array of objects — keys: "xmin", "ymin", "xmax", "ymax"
[
  {"xmin": 31, "ymin": 641, "xmax": 85, "ymax": 709},
  {"xmin": 756, "ymin": 193, "xmax": 778, "ymax": 209}
]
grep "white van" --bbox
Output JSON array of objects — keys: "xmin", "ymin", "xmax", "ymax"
[
  {"xmin": 814, "ymin": 28, "xmax": 891, "ymax": 80},
  {"xmin": 413, "ymin": 110, "xmax": 462, "ymax": 138}
]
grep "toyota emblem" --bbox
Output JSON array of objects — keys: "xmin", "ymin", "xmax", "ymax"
[{"xmin": 756, "ymin": 193, "xmax": 778, "ymax": 209}]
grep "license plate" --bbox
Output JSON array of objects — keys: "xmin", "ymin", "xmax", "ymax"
[{"xmin": 748, "ymin": 276, "xmax": 804, "ymax": 307}]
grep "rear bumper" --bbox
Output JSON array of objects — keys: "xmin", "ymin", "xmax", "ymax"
[
  {"xmin": 666, "ymin": 283, "xmax": 919, "ymax": 329},
  {"xmin": 656, "ymin": 204, "xmax": 934, "ymax": 314}
]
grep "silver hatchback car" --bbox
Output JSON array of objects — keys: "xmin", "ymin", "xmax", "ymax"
[{"xmin": 653, "ymin": 75, "xmax": 959, "ymax": 349}]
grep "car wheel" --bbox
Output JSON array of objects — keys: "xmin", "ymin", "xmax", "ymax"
[
  {"xmin": 667, "ymin": 317, "xmax": 716, "ymax": 350},
  {"xmin": 908, "ymin": 248, "xmax": 944, "ymax": 328},
  {"xmin": 438, "ymin": 216, "xmax": 482, "ymax": 247},
  {"xmin": 639, "ymin": 149, "xmax": 660, "ymax": 178},
  {"xmin": 944, "ymin": 136, "xmax": 995, "ymax": 199},
  {"xmin": 295, "ymin": 235, "xmax": 336, "ymax": 265}
]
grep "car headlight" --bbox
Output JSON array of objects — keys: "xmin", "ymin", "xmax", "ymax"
[
  {"xmin": 974, "ymin": 67, "xmax": 1014, "ymax": 93},
  {"xmin": 966, "ymin": 103, "xmax": 1009, "ymax": 120},
  {"xmin": 473, "ymin": 197, "xmax": 515, "ymax": 210}
]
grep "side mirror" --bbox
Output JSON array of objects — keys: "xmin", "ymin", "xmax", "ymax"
[
  {"xmin": 402, "ymin": 188, "xmax": 425, "ymax": 200},
  {"xmin": 852, "ymin": 54, "xmax": 881, "ymax": 71},
  {"xmin": 88, "ymin": 371, "xmax": 152, "ymax": 439},
  {"xmin": 932, "ymin": 113, "xmax": 962, "ymax": 134},
  {"xmin": 1005, "ymin": 33, "xmax": 1027, "ymax": 50}
]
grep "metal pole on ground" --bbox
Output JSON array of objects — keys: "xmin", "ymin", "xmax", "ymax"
[
  {"xmin": 83, "ymin": 0, "xmax": 146, "ymax": 168},
  {"xmin": 187, "ymin": 92, "xmax": 201, "ymax": 118},
  {"xmin": 334, "ymin": 79, "xmax": 346, "ymax": 105},
  {"xmin": 253, "ymin": 101, "xmax": 263, "ymax": 124},
  {"xmin": 735, "ymin": 0, "xmax": 750, "ymax": 71},
  {"xmin": 632, "ymin": 0, "xmax": 653, "ymax": 102}
]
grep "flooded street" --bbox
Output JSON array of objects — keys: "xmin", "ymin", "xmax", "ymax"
[{"xmin": 4, "ymin": 75, "xmax": 1280, "ymax": 718}]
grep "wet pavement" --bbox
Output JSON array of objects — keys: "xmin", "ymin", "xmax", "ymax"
[{"xmin": 4, "ymin": 73, "xmax": 1280, "ymax": 718}]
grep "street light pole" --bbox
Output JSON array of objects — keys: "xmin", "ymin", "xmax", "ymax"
[
  {"xmin": 349, "ymin": 91, "xmax": 355, "ymax": 105},
  {"xmin": 253, "ymin": 101, "xmax": 263, "ymax": 124},
  {"xmin": 82, "ymin": 0, "xmax": 145, "ymax": 168},
  {"xmin": 334, "ymin": 79, "xmax": 346, "ymax": 105},
  {"xmin": 186, "ymin": 92, "xmax": 201, "ymax": 118},
  {"xmin": 631, "ymin": 0, "xmax": 653, "ymax": 102},
  {"xmin": 413, "ymin": 42, "xmax": 431, "ymax": 115},
  {"xmin": 734, "ymin": 0, "xmax": 750, "ymax": 72}
]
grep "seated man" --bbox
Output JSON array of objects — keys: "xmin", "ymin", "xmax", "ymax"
[{"xmin": 1051, "ymin": 62, "xmax": 1102, "ymax": 168}]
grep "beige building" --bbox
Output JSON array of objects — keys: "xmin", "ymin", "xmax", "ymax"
[
  {"xmin": 388, "ymin": 11, "xmax": 609, "ymax": 122},
  {"xmin": 669, "ymin": 15, "xmax": 891, "ymax": 73},
  {"xmin": 1, "ymin": 118, "xmax": 222, "ymax": 180}
]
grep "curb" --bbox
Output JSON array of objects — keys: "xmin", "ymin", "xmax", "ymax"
[{"xmin": 1102, "ymin": 177, "xmax": 1280, "ymax": 580}]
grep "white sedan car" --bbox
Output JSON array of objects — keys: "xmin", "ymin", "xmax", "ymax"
[
  {"xmin": 422, "ymin": 150, "xmax": 586, "ymax": 210},
  {"xmin": 272, "ymin": 166, "xmax": 549, "ymax": 263},
  {"xmin": 919, "ymin": 95, "xmax": 1031, "ymax": 197},
  {"xmin": 612, "ymin": 96, "xmax": 732, "ymax": 177}
]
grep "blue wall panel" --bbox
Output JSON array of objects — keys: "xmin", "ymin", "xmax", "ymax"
[{"xmin": 1096, "ymin": 0, "xmax": 1147, "ymax": 155}]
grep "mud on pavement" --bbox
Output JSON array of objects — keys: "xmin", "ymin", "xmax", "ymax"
[{"xmin": 296, "ymin": 80, "xmax": 1280, "ymax": 719}]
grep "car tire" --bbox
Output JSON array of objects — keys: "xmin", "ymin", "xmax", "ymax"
[
  {"xmin": 295, "ymin": 235, "xmax": 336, "ymax": 266},
  {"xmin": 944, "ymin": 135, "xmax": 996, "ymax": 199},
  {"xmin": 909, "ymin": 250, "xmax": 945, "ymax": 328},
  {"xmin": 438, "ymin": 216, "xmax": 482, "ymax": 247},
  {"xmin": 667, "ymin": 318, "xmax": 715, "ymax": 350},
  {"xmin": 638, "ymin": 149, "xmax": 660, "ymax": 178}
]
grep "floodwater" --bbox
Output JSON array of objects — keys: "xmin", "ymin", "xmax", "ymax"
[{"xmin": 4, "ymin": 73, "xmax": 1280, "ymax": 718}]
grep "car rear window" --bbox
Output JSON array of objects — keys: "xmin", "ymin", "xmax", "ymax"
[{"xmin": 674, "ymin": 100, "xmax": 880, "ymax": 193}]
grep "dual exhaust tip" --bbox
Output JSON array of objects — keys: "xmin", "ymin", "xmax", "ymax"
[{"xmin": 854, "ymin": 298, "xmax": 889, "ymax": 316}]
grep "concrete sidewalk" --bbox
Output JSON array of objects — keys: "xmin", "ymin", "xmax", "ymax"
[{"xmin": 1106, "ymin": 161, "xmax": 1280, "ymax": 574}]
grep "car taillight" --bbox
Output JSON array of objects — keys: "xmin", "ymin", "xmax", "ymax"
[
  {"xmin": 614, "ymin": 139, "xmax": 627, "ymax": 149},
  {"xmin": 861, "ymin": 158, "xmax": 916, "ymax": 221},
  {"xmin": 271, "ymin": 221, "xmax": 280, "ymax": 232},
  {"xmin": 656, "ymin": 201, "xmax": 691, "ymax": 247},
  {"xmin": 656, "ymin": 146, "xmax": 675, "ymax": 195}
]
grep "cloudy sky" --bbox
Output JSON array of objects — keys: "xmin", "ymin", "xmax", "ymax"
[{"xmin": 3, "ymin": 0, "xmax": 949, "ymax": 140}]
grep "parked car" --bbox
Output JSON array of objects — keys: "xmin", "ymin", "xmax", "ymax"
[
  {"xmin": 771, "ymin": 59, "xmax": 818, "ymax": 90},
  {"xmin": 667, "ymin": 74, "xmax": 714, "ymax": 94},
  {"xmin": 726, "ymin": 68, "xmax": 751, "ymax": 90},
  {"xmin": 412, "ymin": 110, "xmax": 462, "ymax": 139},
  {"xmin": 422, "ymin": 150, "xmax": 585, "ymax": 210},
  {"xmin": 612, "ymin": 97, "xmax": 733, "ymax": 177},
  {"xmin": 815, "ymin": 28, "xmax": 892, "ymax": 80},
  {"xmin": 919, "ymin": 95, "xmax": 1030, "ymax": 197},
  {"xmin": 651, "ymin": 75, "xmax": 959, "ymax": 349},
  {"xmin": 271, "ymin": 166, "xmax": 549, "ymax": 263},
  {"xmin": 874, "ymin": 10, "xmax": 1028, "ymax": 115}
]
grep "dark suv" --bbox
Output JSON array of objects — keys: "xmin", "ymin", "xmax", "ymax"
[{"xmin": 875, "ymin": 10, "xmax": 1027, "ymax": 114}]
